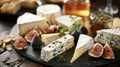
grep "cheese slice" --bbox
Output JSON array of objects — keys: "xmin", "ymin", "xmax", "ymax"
[
  {"xmin": 17, "ymin": 12, "xmax": 49, "ymax": 35},
  {"xmin": 41, "ymin": 34, "xmax": 74, "ymax": 62},
  {"xmin": 41, "ymin": 32, "xmax": 69, "ymax": 45},
  {"xmin": 95, "ymin": 28, "xmax": 120, "ymax": 49},
  {"xmin": 55, "ymin": 15, "xmax": 83, "ymax": 32},
  {"xmin": 113, "ymin": 17, "xmax": 120, "ymax": 28},
  {"xmin": 37, "ymin": 4, "xmax": 61, "ymax": 25},
  {"xmin": 70, "ymin": 34, "xmax": 94, "ymax": 63}
]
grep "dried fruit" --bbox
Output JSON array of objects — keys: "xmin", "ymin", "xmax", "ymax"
[
  {"xmin": 6, "ymin": 44, "xmax": 13, "ymax": 51},
  {"xmin": 2, "ymin": 36, "xmax": 11, "ymax": 43},
  {"xmin": 0, "ymin": 40, "xmax": 2, "ymax": 46},
  {"xmin": 14, "ymin": 36, "xmax": 27, "ymax": 50},
  {"xmin": 88, "ymin": 43, "xmax": 104, "ymax": 58},
  {"xmin": 25, "ymin": 30, "xmax": 39, "ymax": 42},
  {"xmin": 31, "ymin": 36, "xmax": 42, "ymax": 50},
  {"xmin": 103, "ymin": 43, "xmax": 115, "ymax": 59}
]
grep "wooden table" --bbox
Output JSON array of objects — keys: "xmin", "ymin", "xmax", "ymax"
[{"xmin": 0, "ymin": 0, "xmax": 120, "ymax": 67}]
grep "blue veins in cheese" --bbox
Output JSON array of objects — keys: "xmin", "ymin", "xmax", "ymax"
[
  {"xmin": 95, "ymin": 28, "xmax": 120, "ymax": 49},
  {"xmin": 41, "ymin": 34, "xmax": 74, "ymax": 62},
  {"xmin": 70, "ymin": 34, "xmax": 94, "ymax": 63}
]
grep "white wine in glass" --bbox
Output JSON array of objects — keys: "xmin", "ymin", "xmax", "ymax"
[{"xmin": 99, "ymin": 0, "xmax": 119, "ymax": 15}]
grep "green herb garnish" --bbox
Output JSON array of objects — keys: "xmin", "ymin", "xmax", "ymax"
[
  {"xmin": 97, "ymin": 11, "xmax": 105, "ymax": 18},
  {"xmin": 69, "ymin": 15, "xmax": 82, "ymax": 31},
  {"xmin": 56, "ymin": 54, "xmax": 67, "ymax": 62},
  {"xmin": 58, "ymin": 27, "xmax": 68, "ymax": 36}
]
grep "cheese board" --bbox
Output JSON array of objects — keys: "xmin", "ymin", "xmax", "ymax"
[{"xmin": 10, "ymin": 24, "xmax": 120, "ymax": 67}]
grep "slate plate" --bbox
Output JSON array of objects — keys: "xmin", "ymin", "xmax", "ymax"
[{"xmin": 10, "ymin": 24, "xmax": 120, "ymax": 67}]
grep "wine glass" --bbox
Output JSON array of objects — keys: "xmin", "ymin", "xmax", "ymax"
[{"xmin": 99, "ymin": 0, "xmax": 119, "ymax": 15}]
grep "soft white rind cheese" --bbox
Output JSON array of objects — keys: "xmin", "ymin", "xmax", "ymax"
[
  {"xmin": 70, "ymin": 34, "xmax": 94, "ymax": 63},
  {"xmin": 55, "ymin": 15, "xmax": 82, "ymax": 32},
  {"xmin": 37, "ymin": 4, "xmax": 61, "ymax": 25},
  {"xmin": 17, "ymin": 12, "xmax": 49, "ymax": 35},
  {"xmin": 95, "ymin": 28, "xmax": 120, "ymax": 49},
  {"xmin": 41, "ymin": 34, "xmax": 74, "ymax": 62}
]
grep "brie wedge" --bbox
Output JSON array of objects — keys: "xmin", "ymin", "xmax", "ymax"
[
  {"xmin": 17, "ymin": 12, "xmax": 49, "ymax": 35},
  {"xmin": 70, "ymin": 34, "xmax": 94, "ymax": 63}
]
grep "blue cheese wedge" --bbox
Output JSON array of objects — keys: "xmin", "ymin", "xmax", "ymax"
[
  {"xmin": 70, "ymin": 34, "xmax": 94, "ymax": 63},
  {"xmin": 95, "ymin": 28, "xmax": 120, "ymax": 49},
  {"xmin": 41, "ymin": 34, "xmax": 74, "ymax": 62}
]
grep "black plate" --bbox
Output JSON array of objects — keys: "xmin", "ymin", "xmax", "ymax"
[{"xmin": 10, "ymin": 24, "xmax": 120, "ymax": 67}]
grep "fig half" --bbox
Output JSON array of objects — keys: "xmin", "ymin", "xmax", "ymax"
[
  {"xmin": 14, "ymin": 36, "xmax": 27, "ymax": 50},
  {"xmin": 88, "ymin": 43, "xmax": 104, "ymax": 58},
  {"xmin": 103, "ymin": 43, "xmax": 115, "ymax": 59},
  {"xmin": 25, "ymin": 30, "xmax": 39, "ymax": 42}
]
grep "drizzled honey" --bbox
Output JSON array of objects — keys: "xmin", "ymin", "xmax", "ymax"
[{"xmin": 63, "ymin": 0, "xmax": 90, "ymax": 17}]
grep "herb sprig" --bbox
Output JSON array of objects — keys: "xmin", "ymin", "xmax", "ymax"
[
  {"xmin": 58, "ymin": 27, "xmax": 68, "ymax": 36},
  {"xmin": 69, "ymin": 15, "xmax": 82, "ymax": 31},
  {"xmin": 56, "ymin": 54, "xmax": 67, "ymax": 62}
]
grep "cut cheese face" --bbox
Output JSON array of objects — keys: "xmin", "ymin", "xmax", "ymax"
[
  {"xmin": 70, "ymin": 34, "xmax": 94, "ymax": 63},
  {"xmin": 95, "ymin": 28, "xmax": 120, "ymax": 49},
  {"xmin": 55, "ymin": 15, "xmax": 82, "ymax": 32},
  {"xmin": 41, "ymin": 32, "xmax": 69, "ymax": 45},
  {"xmin": 37, "ymin": 4, "xmax": 61, "ymax": 25},
  {"xmin": 17, "ymin": 12, "xmax": 49, "ymax": 35},
  {"xmin": 41, "ymin": 34, "xmax": 74, "ymax": 62}
]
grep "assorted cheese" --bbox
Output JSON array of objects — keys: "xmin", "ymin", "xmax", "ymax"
[
  {"xmin": 95, "ymin": 28, "xmax": 120, "ymax": 49},
  {"xmin": 17, "ymin": 12, "xmax": 49, "ymax": 35},
  {"xmin": 41, "ymin": 34, "xmax": 74, "ymax": 62},
  {"xmin": 37, "ymin": 4, "xmax": 61, "ymax": 25},
  {"xmin": 71, "ymin": 34, "xmax": 94, "ymax": 63}
]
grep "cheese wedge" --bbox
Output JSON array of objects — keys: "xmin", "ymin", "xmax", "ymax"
[
  {"xmin": 41, "ymin": 32, "xmax": 69, "ymax": 45},
  {"xmin": 17, "ymin": 12, "xmax": 49, "ymax": 35},
  {"xmin": 37, "ymin": 4, "xmax": 61, "ymax": 25},
  {"xmin": 95, "ymin": 28, "xmax": 120, "ymax": 49},
  {"xmin": 41, "ymin": 34, "xmax": 74, "ymax": 62},
  {"xmin": 113, "ymin": 17, "xmax": 120, "ymax": 28},
  {"xmin": 55, "ymin": 15, "xmax": 82, "ymax": 32},
  {"xmin": 70, "ymin": 34, "xmax": 94, "ymax": 63}
]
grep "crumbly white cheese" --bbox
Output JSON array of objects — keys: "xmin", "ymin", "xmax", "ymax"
[
  {"xmin": 41, "ymin": 34, "xmax": 74, "ymax": 62},
  {"xmin": 55, "ymin": 15, "xmax": 82, "ymax": 32},
  {"xmin": 71, "ymin": 34, "xmax": 94, "ymax": 63},
  {"xmin": 95, "ymin": 28, "xmax": 120, "ymax": 49}
]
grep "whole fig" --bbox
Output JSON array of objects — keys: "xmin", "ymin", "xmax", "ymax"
[{"xmin": 31, "ymin": 35, "xmax": 42, "ymax": 50}]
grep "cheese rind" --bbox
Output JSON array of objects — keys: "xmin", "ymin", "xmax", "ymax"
[
  {"xmin": 37, "ymin": 4, "xmax": 61, "ymax": 25},
  {"xmin": 41, "ymin": 34, "xmax": 74, "ymax": 62},
  {"xmin": 17, "ymin": 12, "xmax": 49, "ymax": 35},
  {"xmin": 70, "ymin": 34, "xmax": 94, "ymax": 63},
  {"xmin": 95, "ymin": 28, "xmax": 120, "ymax": 49}
]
